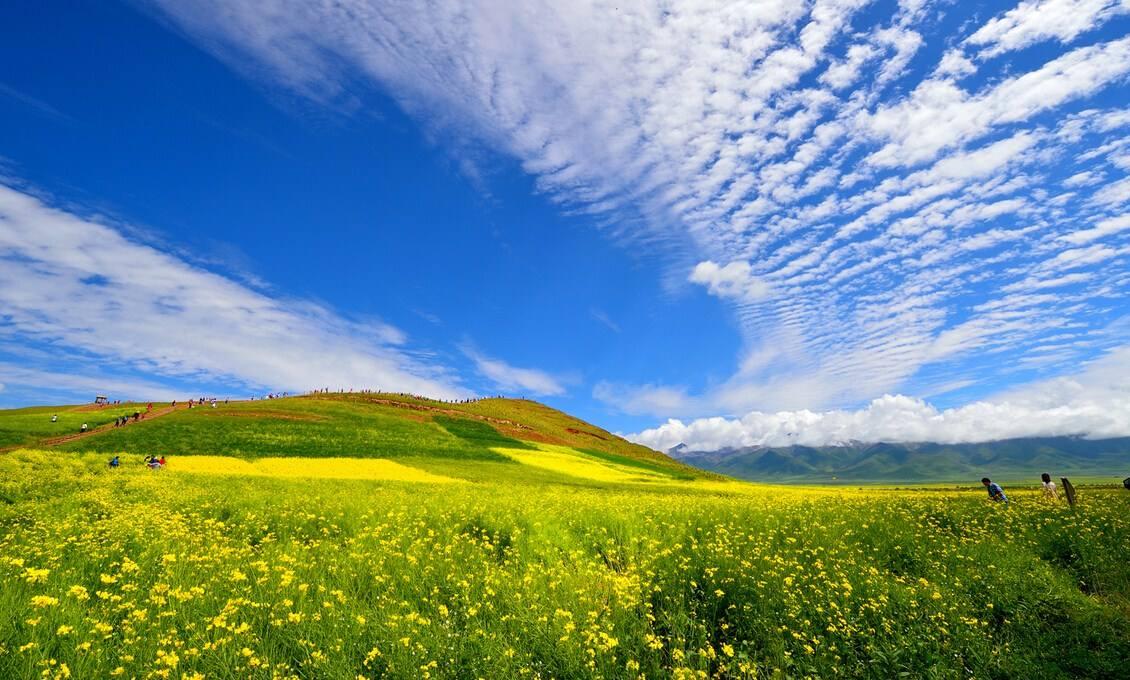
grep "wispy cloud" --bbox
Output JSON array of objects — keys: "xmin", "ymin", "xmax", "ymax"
[
  {"xmin": 0, "ymin": 183, "xmax": 464, "ymax": 399},
  {"xmin": 145, "ymin": 1, "xmax": 1130, "ymax": 434},
  {"xmin": 461, "ymin": 345, "xmax": 566, "ymax": 397},
  {"xmin": 589, "ymin": 308, "xmax": 620, "ymax": 334},
  {"xmin": 0, "ymin": 363, "xmax": 184, "ymax": 402},
  {"xmin": 0, "ymin": 82, "xmax": 73, "ymax": 123},
  {"xmin": 964, "ymin": 0, "xmax": 1129, "ymax": 59}
]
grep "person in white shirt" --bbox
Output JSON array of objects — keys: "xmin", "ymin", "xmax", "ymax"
[{"xmin": 1041, "ymin": 472, "xmax": 1059, "ymax": 500}]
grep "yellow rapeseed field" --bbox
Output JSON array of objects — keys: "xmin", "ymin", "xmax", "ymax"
[
  {"xmin": 1, "ymin": 449, "xmax": 1128, "ymax": 679},
  {"xmin": 494, "ymin": 443, "xmax": 673, "ymax": 483},
  {"xmin": 169, "ymin": 455, "xmax": 462, "ymax": 484}
]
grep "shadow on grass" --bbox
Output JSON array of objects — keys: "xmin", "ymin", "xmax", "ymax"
[
  {"xmin": 434, "ymin": 416, "xmax": 536, "ymax": 451},
  {"xmin": 578, "ymin": 448, "xmax": 695, "ymax": 480}
]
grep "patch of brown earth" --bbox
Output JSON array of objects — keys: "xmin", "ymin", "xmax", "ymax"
[{"xmin": 566, "ymin": 427, "xmax": 608, "ymax": 441}]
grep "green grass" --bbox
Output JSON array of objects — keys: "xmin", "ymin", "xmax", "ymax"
[
  {"xmin": 44, "ymin": 395, "xmax": 705, "ymax": 478},
  {"xmin": 56, "ymin": 399, "xmax": 513, "ymax": 461},
  {"xmin": 578, "ymin": 447, "xmax": 697, "ymax": 481},
  {"xmin": 1, "ymin": 450, "xmax": 1128, "ymax": 679},
  {"xmin": 0, "ymin": 403, "xmax": 162, "ymax": 449}
]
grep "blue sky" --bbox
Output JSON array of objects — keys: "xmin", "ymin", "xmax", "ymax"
[{"xmin": 1, "ymin": 0, "xmax": 1128, "ymax": 448}]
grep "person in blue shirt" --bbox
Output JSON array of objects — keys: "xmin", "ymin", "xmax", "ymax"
[
  {"xmin": 981, "ymin": 477, "xmax": 1008, "ymax": 505},
  {"xmin": 108, "ymin": 456, "xmax": 120, "ymax": 468}
]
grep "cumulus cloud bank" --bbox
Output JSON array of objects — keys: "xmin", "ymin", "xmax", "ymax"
[
  {"xmin": 630, "ymin": 348, "xmax": 1130, "ymax": 450},
  {"xmin": 0, "ymin": 184, "xmax": 464, "ymax": 399}
]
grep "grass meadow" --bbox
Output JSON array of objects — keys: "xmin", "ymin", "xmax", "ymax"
[{"xmin": 2, "ymin": 447, "xmax": 1128, "ymax": 679}]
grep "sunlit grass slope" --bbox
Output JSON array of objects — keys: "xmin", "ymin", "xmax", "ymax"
[
  {"xmin": 45, "ymin": 394, "xmax": 702, "ymax": 478},
  {"xmin": 0, "ymin": 403, "xmax": 167, "ymax": 449},
  {"xmin": 1, "ymin": 449, "xmax": 1128, "ymax": 679}
]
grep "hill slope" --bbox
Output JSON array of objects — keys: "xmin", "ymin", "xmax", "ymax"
[
  {"xmin": 673, "ymin": 436, "xmax": 1130, "ymax": 482},
  {"xmin": 1, "ymin": 393, "xmax": 703, "ymax": 483}
]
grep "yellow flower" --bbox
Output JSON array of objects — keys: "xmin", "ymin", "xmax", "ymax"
[{"xmin": 23, "ymin": 567, "xmax": 50, "ymax": 584}]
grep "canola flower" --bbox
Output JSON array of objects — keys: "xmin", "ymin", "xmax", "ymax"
[
  {"xmin": 0, "ymin": 448, "xmax": 1128, "ymax": 679},
  {"xmin": 169, "ymin": 455, "xmax": 463, "ymax": 484},
  {"xmin": 494, "ymin": 443, "xmax": 674, "ymax": 483}
]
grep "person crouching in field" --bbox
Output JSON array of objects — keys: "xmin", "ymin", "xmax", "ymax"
[
  {"xmin": 1041, "ymin": 473, "xmax": 1059, "ymax": 500},
  {"xmin": 982, "ymin": 477, "xmax": 1008, "ymax": 505}
]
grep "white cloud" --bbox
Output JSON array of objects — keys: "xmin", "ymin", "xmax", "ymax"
[
  {"xmin": 965, "ymin": 0, "xmax": 1129, "ymax": 59},
  {"xmin": 630, "ymin": 346, "xmax": 1130, "ymax": 450},
  {"xmin": 462, "ymin": 346, "xmax": 566, "ymax": 397},
  {"xmin": 689, "ymin": 261, "xmax": 773, "ymax": 302},
  {"xmin": 0, "ymin": 363, "xmax": 183, "ymax": 402},
  {"xmin": 1091, "ymin": 175, "xmax": 1130, "ymax": 205},
  {"xmin": 820, "ymin": 42, "xmax": 880, "ymax": 89},
  {"xmin": 934, "ymin": 49, "xmax": 977, "ymax": 78},
  {"xmin": 863, "ymin": 37, "xmax": 1130, "ymax": 168},
  {"xmin": 0, "ymin": 184, "xmax": 463, "ymax": 398},
  {"xmin": 1061, "ymin": 214, "xmax": 1130, "ymax": 244},
  {"xmin": 1063, "ymin": 170, "xmax": 1102, "ymax": 187},
  {"xmin": 589, "ymin": 308, "xmax": 621, "ymax": 334},
  {"xmin": 593, "ymin": 381, "xmax": 696, "ymax": 416}
]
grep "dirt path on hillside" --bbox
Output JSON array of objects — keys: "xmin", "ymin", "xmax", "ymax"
[{"xmin": 38, "ymin": 404, "xmax": 187, "ymax": 447}]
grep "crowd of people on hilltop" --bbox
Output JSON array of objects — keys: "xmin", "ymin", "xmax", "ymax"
[
  {"xmin": 250, "ymin": 392, "xmax": 289, "ymax": 401},
  {"xmin": 305, "ymin": 387, "xmax": 533, "ymax": 405}
]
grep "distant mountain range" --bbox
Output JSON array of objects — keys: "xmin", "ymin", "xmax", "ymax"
[{"xmin": 669, "ymin": 436, "xmax": 1130, "ymax": 483}]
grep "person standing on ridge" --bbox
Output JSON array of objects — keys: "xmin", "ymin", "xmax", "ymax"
[{"xmin": 982, "ymin": 477, "xmax": 1008, "ymax": 505}]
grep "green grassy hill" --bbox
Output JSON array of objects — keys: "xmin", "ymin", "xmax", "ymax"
[{"xmin": 1, "ymin": 393, "xmax": 702, "ymax": 483}]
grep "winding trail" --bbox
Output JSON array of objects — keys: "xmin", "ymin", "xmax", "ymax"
[{"xmin": 39, "ymin": 403, "xmax": 187, "ymax": 448}]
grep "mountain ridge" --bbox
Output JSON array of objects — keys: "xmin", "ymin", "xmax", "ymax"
[{"xmin": 669, "ymin": 435, "xmax": 1130, "ymax": 482}]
